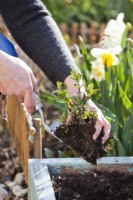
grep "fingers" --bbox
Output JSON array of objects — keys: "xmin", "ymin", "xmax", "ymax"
[
  {"xmin": 17, "ymin": 88, "xmax": 36, "ymax": 113},
  {"xmin": 102, "ymin": 118, "xmax": 111, "ymax": 144},
  {"xmin": 17, "ymin": 96, "xmax": 24, "ymax": 103},
  {"xmin": 93, "ymin": 118, "xmax": 103, "ymax": 140},
  {"xmin": 23, "ymin": 89, "xmax": 34, "ymax": 113},
  {"xmin": 30, "ymin": 71, "xmax": 38, "ymax": 92},
  {"xmin": 18, "ymin": 69, "xmax": 37, "ymax": 112},
  {"xmin": 93, "ymin": 115, "xmax": 111, "ymax": 144},
  {"xmin": 17, "ymin": 72, "xmax": 37, "ymax": 113},
  {"xmin": 0, "ymin": 53, "xmax": 38, "ymax": 112},
  {"xmin": 26, "ymin": 71, "xmax": 38, "ymax": 112}
]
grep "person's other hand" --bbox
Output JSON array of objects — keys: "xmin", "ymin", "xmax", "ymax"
[
  {"xmin": 0, "ymin": 50, "xmax": 37, "ymax": 112},
  {"xmin": 64, "ymin": 75, "xmax": 111, "ymax": 144},
  {"xmin": 86, "ymin": 99, "xmax": 111, "ymax": 144},
  {"xmin": 66, "ymin": 100, "xmax": 111, "ymax": 144}
]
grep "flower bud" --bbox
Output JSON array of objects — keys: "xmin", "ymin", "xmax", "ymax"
[{"xmin": 126, "ymin": 22, "xmax": 132, "ymax": 31}]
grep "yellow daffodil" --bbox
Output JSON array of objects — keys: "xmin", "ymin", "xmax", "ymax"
[
  {"xmin": 90, "ymin": 60, "xmax": 105, "ymax": 81},
  {"xmin": 102, "ymin": 53, "xmax": 114, "ymax": 68},
  {"xmin": 91, "ymin": 46, "xmax": 122, "ymax": 68}
]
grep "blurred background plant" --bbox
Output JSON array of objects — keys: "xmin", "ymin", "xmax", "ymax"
[
  {"xmin": 40, "ymin": 12, "xmax": 133, "ymax": 157},
  {"xmin": 43, "ymin": 0, "xmax": 133, "ymax": 24},
  {"xmin": 77, "ymin": 13, "xmax": 133, "ymax": 157}
]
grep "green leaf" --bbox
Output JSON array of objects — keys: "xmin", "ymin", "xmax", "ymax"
[
  {"xmin": 70, "ymin": 70, "xmax": 82, "ymax": 84},
  {"xmin": 128, "ymin": 132, "xmax": 133, "ymax": 155},
  {"xmin": 56, "ymin": 81, "xmax": 63, "ymax": 90},
  {"xmin": 122, "ymin": 114, "xmax": 133, "ymax": 154},
  {"xmin": 87, "ymin": 83, "xmax": 94, "ymax": 91},
  {"xmin": 85, "ymin": 83, "xmax": 99, "ymax": 97},
  {"xmin": 124, "ymin": 78, "xmax": 130, "ymax": 95},
  {"xmin": 79, "ymin": 36, "xmax": 90, "ymax": 61},
  {"xmin": 79, "ymin": 36, "xmax": 92, "ymax": 72},
  {"xmin": 100, "ymin": 80, "xmax": 109, "ymax": 107},
  {"xmin": 95, "ymin": 102, "xmax": 119, "ymax": 136},
  {"xmin": 127, "ymin": 46, "xmax": 133, "ymax": 76},
  {"xmin": 121, "ymin": 27, "xmax": 128, "ymax": 48},
  {"xmin": 116, "ymin": 61, "xmax": 125, "ymax": 82},
  {"xmin": 118, "ymin": 81, "xmax": 133, "ymax": 114},
  {"xmin": 116, "ymin": 140, "xmax": 126, "ymax": 156},
  {"xmin": 58, "ymin": 150, "xmax": 79, "ymax": 158},
  {"xmin": 39, "ymin": 89, "xmax": 67, "ymax": 113}
]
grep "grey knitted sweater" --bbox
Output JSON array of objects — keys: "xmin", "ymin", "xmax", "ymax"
[{"xmin": 0, "ymin": 0, "xmax": 77, "ymax": 85}]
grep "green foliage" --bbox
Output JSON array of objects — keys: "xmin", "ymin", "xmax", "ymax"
[
  {"xmin": 55, "ymin": 82, "xmax": 72, "ymax": 107},
  {"xmin": 44, "ymin": 147, "xmax": 79, "ymax": 158},
  {"xmin": 118, "ymin": 81, "xmax": 133, "ymax": 114},
  {"xmin": 58, "ymin": 149, "xmax": 79, "ymax": 158},
  {"xmin": 39, "ymin": 84, "xmax": 67, "ymax": 113},
  {"xmin": 42, "ymin": 0, "xmax": 133, "ymax": 24}
]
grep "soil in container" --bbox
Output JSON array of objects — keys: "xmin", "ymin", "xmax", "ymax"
[{"xmin": 51, "ymin": 165, "xmax": 133, "ymax": 200}]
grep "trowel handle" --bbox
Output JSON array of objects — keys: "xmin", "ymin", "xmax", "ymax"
[{"xmin": 32, "ymin": 91, "xmax": 43, "ymax": 111}]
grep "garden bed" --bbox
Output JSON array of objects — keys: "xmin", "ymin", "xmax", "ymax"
[{"xmin": 28, "ymin": 157, "xmax": 133, "ymax": 200}]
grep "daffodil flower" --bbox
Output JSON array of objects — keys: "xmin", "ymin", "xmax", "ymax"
[
  {"xmin": 91, "ymin": 46, "xmax": 122, "ymax": 68},
  {"xmin": 90, "ymin": 59, "xmax": 105, "ymax": 81},
  {"xmin": 103, "ymin": 13, "xmax": 126, "ymax": 48}
]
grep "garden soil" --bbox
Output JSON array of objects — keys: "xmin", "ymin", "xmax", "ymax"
[{"xmin": 52, "ymin": 166, "xmax": 133, "ymax": 200}]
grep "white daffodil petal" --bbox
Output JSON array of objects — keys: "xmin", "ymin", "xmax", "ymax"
[
  {"xmin": 92, "ymin": 59, "xmax": 104, "ymax": 68},
  {"xmin": 117, "ymin": 13, "xmax": 124, "ymax": 22},
  {"xmin": 105, "ymin": 20, "xmax": 116, "ymax": 35},
  {"xmin": 102, "ymin": 36, "xmax": 113, "ymax": 48},
  {"xmin": 110, "ymin": 46, "xmax": 122, "ymax": 55},
  {"xmin": 90, "ymin": 65, "xmax": 105, "ymax": 82},
  {"xmin": 104, "ymin": 13, "xmax": 126, "ymax": 47},
  {"xmin": 91, "ymin": 48, "xmax": 106, "ymax": 57}
]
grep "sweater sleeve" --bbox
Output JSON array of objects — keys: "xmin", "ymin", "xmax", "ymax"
[{"xmin": 0, "ymin": 0, "xmax": 78, "ymax": 85}]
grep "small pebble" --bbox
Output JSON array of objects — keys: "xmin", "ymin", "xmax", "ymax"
[{"xmin": 14, "ymin": 173, "xmax": 24, "ymax": 185}]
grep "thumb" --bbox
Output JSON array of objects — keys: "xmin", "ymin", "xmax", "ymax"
[{"xmin": 30, "ymin": 71, "xmax": 38, "ymax": 92}]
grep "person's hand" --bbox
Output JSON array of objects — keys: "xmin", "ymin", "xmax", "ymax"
[
  {"xmin": 0, "ymin": 50, "xmax": 37, "ymax": 112},
  {"xmin": 86, "ymin": 99, "xmax": 111, "ymax": 144},
  {"xmin": 64, "ymin": 75, "xmax": 111, "ymax": 144}
]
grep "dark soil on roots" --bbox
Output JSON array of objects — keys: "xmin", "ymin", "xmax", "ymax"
[
  {"xmin": 55, "ymin": 116, "xmax": 108, "ymax": 165},
  {"xmin": 51, "ymin": 166, "xmax": 133, "ymax": 200}
]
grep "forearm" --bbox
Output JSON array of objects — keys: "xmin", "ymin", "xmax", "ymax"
[
  {"xmin": 64, "ymin": 75, "xmax": 85, "ymax": 95},
  {"xmin": 64, "ymin": 75, "xmax": 99, "ymax": 110},
  {"xmin": 0, "ymin": 0, "xmax": 78, "ymax": 85}
]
